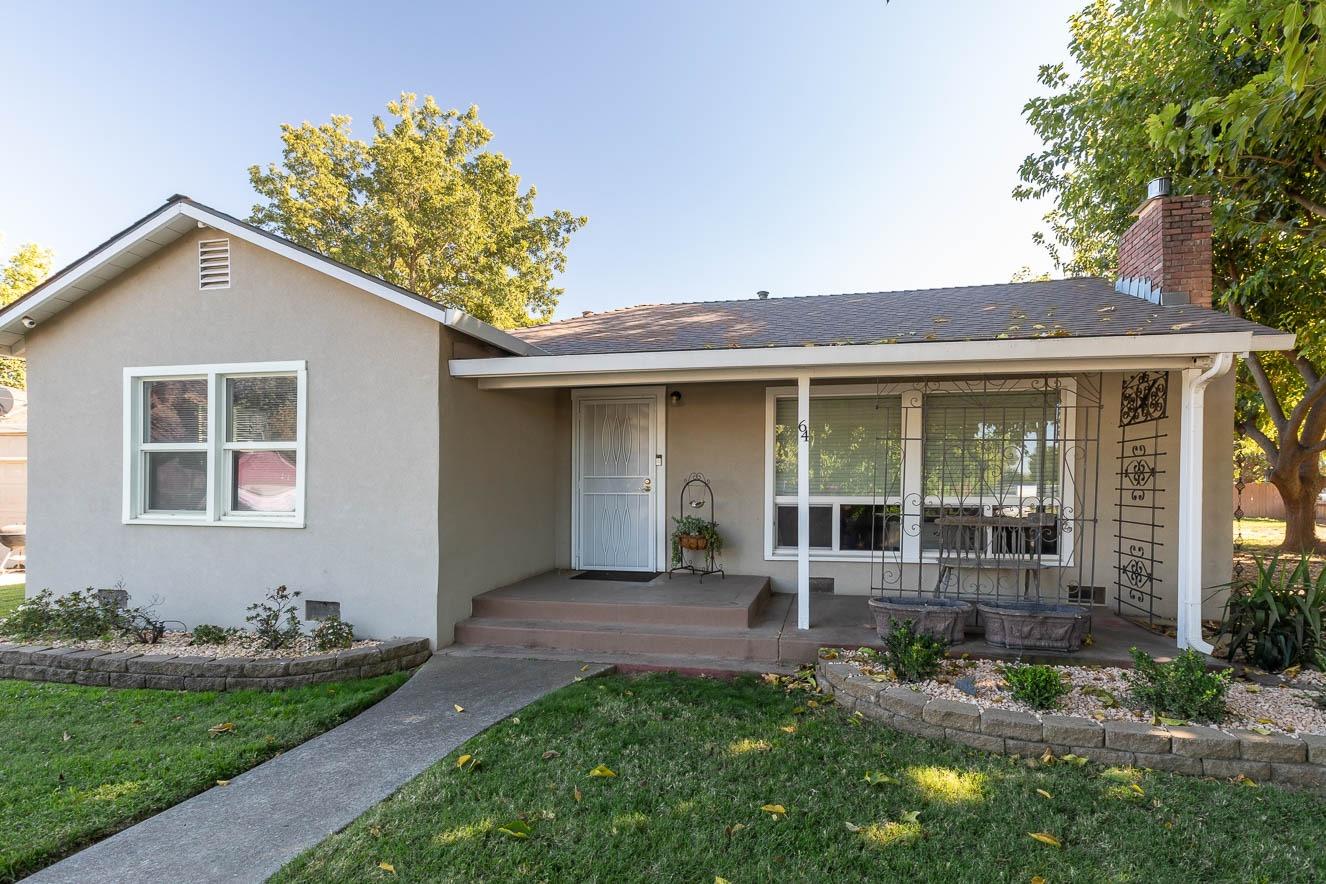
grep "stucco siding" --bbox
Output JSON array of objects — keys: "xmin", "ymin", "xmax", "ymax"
[
  {"xmin": 436, "ymin": 328, "xmax": 560, "ymax": 644},
  {"xmin": 25, "ymin": 230, "xmax": 441, "ymax": 643}
]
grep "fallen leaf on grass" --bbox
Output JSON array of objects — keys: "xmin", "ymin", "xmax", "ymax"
[
  {"xmin": 62, "ymin": 731, "xmax": 70, "ymax": 742},
  {"xmin": 1060, "ymin": 754, "xmax": 1089, "ymax": 766},
  {"xmin": 1031, "ymin": 877, "xmax": 1047, "ymax": 884},
  {"xmin": 781, "ymin": 724, "xmax": 797, "ymax": 733},
  {"xmin": 1036, "ymin": 789, "xmax": 1053, "ymax": 800},
  {"xmin": 1129, "ymin": 783, "xmax": 1145, "ymax": 797},
  {"xmin": 863, "ymin": 771, "xmax": 898, "ymax": 786},
  {"xmin": 588, "ymin": 764, "xmax": 617, "ymax": 778},
  {"xmin": 716, "ymin": 877, "xmax": 732, "ymax": 884},
  {"xmin": 1029, "ymin": 832, "xmax": 1062, "ymax": 848},
  {"xmin": 761, "ymin": 803, "xmax": 787, "ymax": 819},
  {"xmin": 496, "ymin": 819, "xmax": 532, "ymax": 839},
  {"xmin": 844, "ymin": 821, "xmax": 861, "ymax": 832},
  {"xmin": 215, "ymin": 779, "xmax": 230, "ymax": 787},
  {"xmin": 542, "ymin": 750, "xmax": 560, "ymax": 760},
  {"xmin": 455, "ymin": 754, "xmax": 479, "ymax": 771},
  {"xmin": 378, "ymin": 861, "xmax": 396, "ymax": 874},
  {"xmin": 898, "ymin": 810, "xmax": 920, "ymax": 824},
  {"xmin": 208, "ymin": 722, "xmax": 236, "ymax": 736},
  {"xmin": 573, "ymin": 786, "xmax": 583, "ymax": 802}
]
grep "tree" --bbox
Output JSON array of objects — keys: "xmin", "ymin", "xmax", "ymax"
[
  {"xmin": 0, "ymin": 239, "xmax": 53, "ymax": 388},
  {"xmin": 249, "ymin": 93, "xmax": 586, "ymax": 329},
  {"xmin": 1017, "ymin": 0, "xmax": 1326, "ymax": 551}
]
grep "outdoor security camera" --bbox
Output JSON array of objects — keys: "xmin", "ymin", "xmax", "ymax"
[{"xmin": 20, "ymin": 316, "xmax": 36, "ymax": 329}]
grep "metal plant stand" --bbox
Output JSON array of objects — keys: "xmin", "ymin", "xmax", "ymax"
[{"xmin": 668, "ymin": 473, "xmax": 725, "ymax": 582}]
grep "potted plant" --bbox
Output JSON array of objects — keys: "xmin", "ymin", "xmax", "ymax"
[{"xmin": 671, "ymin": 515, "xmax": 723, "ymax": 567}]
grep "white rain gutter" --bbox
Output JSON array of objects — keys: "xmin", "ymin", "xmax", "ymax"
[{"xmin": 1176, "ymin": 351, "xmax": 1235, "ymax": 654}]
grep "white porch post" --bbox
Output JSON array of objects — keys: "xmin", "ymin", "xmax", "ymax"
[
  {"xmin": 797, "ymin": 374, "xmax": 811, "ymax": 630},
  {"xmin": 1176, "ymin": 353, "xmax": 1233, "ymax": 653}
]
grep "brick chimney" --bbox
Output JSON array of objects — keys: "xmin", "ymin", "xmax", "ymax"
[{"xmin": 1116, "ymin": 177, "xmax": 1213, "ymax": 308}]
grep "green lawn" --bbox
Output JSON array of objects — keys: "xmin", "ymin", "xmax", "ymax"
[
  {"xmin": 0, "ymin": 582, "xmax": 23, "ymax": 620},
  {"xmin": 0, "ymin": 672, "xmax": 409, "ymax": 882},
  {"xmin": 277, "ymin": 673, "xmax": 1326, "ymax": 884}
]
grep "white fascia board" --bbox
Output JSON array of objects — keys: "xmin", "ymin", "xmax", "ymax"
[
  {"xmin": 449, "ymin": 331, "xmax": 1259, "ymax": 387},
  {"xmin": 1250, "ymin": 332, "xmax": 1297, "ymax": 351},
  {"xmin": 0, "ymin": 204, "xmax": 190, "ymax": 352}
]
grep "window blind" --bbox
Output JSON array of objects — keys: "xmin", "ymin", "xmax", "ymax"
[
  {"xmin": 775, "ymin": 396, "xmax": 902, "ymax": 496},
  {"xmin": 922, "ymin": 391, "xmax": 1060, "ymax": 500}
]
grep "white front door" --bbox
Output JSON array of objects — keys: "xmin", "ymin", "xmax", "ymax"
[{"xmin": 574, "ymin": 389, "xmax": 663, "ymax": 571}]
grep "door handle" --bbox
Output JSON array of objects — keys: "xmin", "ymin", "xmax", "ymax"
[{"xmin": 642, "ymin": 478, "xmax": 652, "ymax": 493}]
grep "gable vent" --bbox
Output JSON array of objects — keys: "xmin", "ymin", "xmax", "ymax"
[{"xmin": 198, "ymin": 239, "xmax": 231, "ymax": 290}]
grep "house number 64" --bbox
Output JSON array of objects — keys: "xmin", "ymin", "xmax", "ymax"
[{"xmin": 798, "ymin": 420, "xmax": 809, "ymax": 441}]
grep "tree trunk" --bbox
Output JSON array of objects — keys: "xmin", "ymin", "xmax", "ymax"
[{"xmin": 1269, "ymin": 448, "xmax": 1326, "ymax": 552}]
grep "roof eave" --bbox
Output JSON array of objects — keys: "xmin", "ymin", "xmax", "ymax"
[{"xmin": 450, "ymin": 330, "xmax": 1290, "ymax": 389}]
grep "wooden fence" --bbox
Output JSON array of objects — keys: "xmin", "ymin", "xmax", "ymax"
[{"xmin": 1233, "ymin": 482, "xmax": 1326, "ymax": 522}]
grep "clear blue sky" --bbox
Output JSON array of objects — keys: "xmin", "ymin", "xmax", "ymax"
[{"xmin": 0, "ymin": 0, "xmax": 1085, "ymax": 320}]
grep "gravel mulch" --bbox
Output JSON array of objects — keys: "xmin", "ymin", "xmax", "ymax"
[
  {"xmin": 832, "ymin": 649, "xmax": 1326, "ymax": 738},
  {"xmin": 0, "ymin": 630, "xmax": 381, "ymax": 659}
]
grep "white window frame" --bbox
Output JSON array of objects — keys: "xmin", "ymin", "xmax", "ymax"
[
  {"xmin": 123, "ymin": 360, "xmax": 307, "ymax": 528},
  {"xmin": 763, "ymin": 380, "xmax": 1076, "ymax": 564}
]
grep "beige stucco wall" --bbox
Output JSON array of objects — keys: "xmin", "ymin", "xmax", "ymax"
[
  {"xmin": 25, "ymin": 230, "xmax": 442, "ymax": 643},
  {"xmin": 546, "ymin": 370, "xmax": 1234, "ymax": 623},
  {"xmin": 436, "ymin": 328, "xmax": 560, "ymax": 644}
]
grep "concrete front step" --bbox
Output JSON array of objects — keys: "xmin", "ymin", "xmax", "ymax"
[
  {"xmin": 440, "ymin": 644, "xmax": 799, "ymax": 676},
  {"xmin": 470, "ymin": 574, "xmax": 770, "ymax": 629},
  {"xmin": 454, "ymin": 615, "xmax": 782, "ymax": 662}
]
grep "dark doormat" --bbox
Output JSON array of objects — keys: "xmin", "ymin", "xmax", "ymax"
[{"xmin": 571, "ymin": 570, "xmax": 660, "ymax": 583}]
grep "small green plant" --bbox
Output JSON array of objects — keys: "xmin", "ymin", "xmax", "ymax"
[
  {"xmin": 191, "ymin": 624, "xmax": 240, "ymax": 646},
  {"xmin": 1002, "ymin": 663, "xmax": 1069, "ymax": 710},
  {"xmin": 312, "ymin": 616, "xmax": 356, "ymax": 651},
  {"xmin": 882, "ymin": 619, "xmax": 946, "ymax": 682},
  {"xmin": 1126, "ymin": 647, "xmax": 1230, "ymax": 723},
  {"xmin": 245, "ymin": 585, "xmax": 303, "ymax": 650},
  {"xmin": 1216, "ymin": 555, "xmax": 1326, "ymax": 672},
  {"xmin": 670, "ymin": 515, "xmax": 723, "ymax": 566},
  {"xmin": 0, "ymin": 589, "xmax": 57, "ymax": 639}
]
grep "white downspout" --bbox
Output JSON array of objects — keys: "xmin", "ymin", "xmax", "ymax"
[
  {"xmin": 797, "ymin": 374, "xmax": 811, "ymax": 630},
  {"xmin": 1176, "ymin": 352, "xmax": 1234, "ymax": 654}
]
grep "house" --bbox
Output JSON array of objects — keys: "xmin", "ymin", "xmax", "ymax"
[{"xmin": 0, "ymin": 183, "xmax": 1292, "ymax": 661}]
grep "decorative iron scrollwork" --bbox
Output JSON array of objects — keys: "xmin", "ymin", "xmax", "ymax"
[{"xmin": 1120, "ymin": 371, "xmax": 1168, "ymax": 427}]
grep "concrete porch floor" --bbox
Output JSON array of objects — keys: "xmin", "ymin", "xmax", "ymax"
[{"xmin": 452, "ymin": 571, "xmax": 1180, "ymax": 672}]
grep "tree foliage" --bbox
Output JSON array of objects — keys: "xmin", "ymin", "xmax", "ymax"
[
  {"xmin": 249, "ymin": 93, "xmax": 586, "ymax": 329},
  {"xmin": 1017, "ymin": 0, "xmax": 1326, "ymax": 549},
  {"xmin": 0, "ymin": 239, "xmax": 53, "ymax": 389}
]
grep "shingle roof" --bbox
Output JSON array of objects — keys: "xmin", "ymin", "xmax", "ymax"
[{"xmin": 514, "ymin": 278, "xmax": 1285, "ymax": 356}]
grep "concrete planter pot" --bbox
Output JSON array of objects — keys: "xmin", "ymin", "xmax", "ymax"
[
  {"xmin": 868, "ymin": 596, "xmax": 972, "ymax": 644},
  {"xmin": 978, "ymin": 601, "xmax": 1090, "ymax": 652}
]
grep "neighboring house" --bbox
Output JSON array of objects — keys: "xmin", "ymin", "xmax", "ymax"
[
  {"xmin": 0, "ymin": 184, "xmax": 1292, "ymax": 653},
  {"xmin": 0, "ymin": 383, "xmax": 26, "ymax": 517}
]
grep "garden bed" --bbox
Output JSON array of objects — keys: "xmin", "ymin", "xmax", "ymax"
[
  {"xmin": 0, "ymin": 637, "xmax": 431, "ymax": 691},
  {"xmin": 818, "ymin": 651, "xmax": 1326, "ymax": 789},
  {"xmin": 4, "ymin": 630, "xmax": 384, "ymax": 659}
]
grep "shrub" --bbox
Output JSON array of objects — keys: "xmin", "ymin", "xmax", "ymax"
[
  {"xmin": 1216, "ymin": 555, "xmax": 1326, "ymax": 672},
  {"xmin": 1001, "ymin": 663, "xmax": 1069, "ymax": 710},
  {"xmin": 245, "ymin": 585, "xmax": 303, "ymax": 650},
  {"xmin": 1126, "ymin": 647, "xmax": 1230, "ymax": 723},
  {"xmin": 0, "ymin": 589, "xmax": 57, "ymax": 639},
  {"xmin": 882, "ymin": 619, "xmax": 946, "ymax": 682},
  {"xmin": 670, "ymin": 515, "xmax": 724, "ymax": 567},
  {"xmin": 191, "ymin": 624, "xmax": 240, "ymax": 646},
  {"xmin": 312, "ymin": 616, "xmax": 356, "ymax": 651}
]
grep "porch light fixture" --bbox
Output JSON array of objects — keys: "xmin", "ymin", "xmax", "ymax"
[{"xmin": 669, "ymin": 390, "xmax": 682, "ymax": 406}]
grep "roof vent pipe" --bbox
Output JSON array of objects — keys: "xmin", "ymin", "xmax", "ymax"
[
  {"xmin": 756, "ymin": 290, "xmax": 769, "ymax": 299},
  {"xmin": 1148, "ymin": 176, "xmax": 1171, "ymax": 200}
]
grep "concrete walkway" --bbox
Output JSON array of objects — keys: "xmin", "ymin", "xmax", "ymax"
[{"xmin": 29, "ymin": 655, "xmax": 608, "ymax": 884}]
